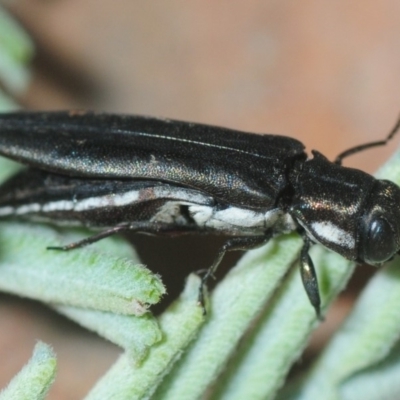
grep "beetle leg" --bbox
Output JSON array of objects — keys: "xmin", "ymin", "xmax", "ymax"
[
  {"xmin": 198, "ymin": 233, "xmax": 272, "ymax": 314},
  {"xmin": 300, "ymin": 238, "xmax": 322, "ymax": 320},
  {"xmin": 46, "ymin": 221, "xmax": 174, "ymax": 251},
  {"xmin": 47, "ymin": 225, "xmax": 133, "ymax": 251}
]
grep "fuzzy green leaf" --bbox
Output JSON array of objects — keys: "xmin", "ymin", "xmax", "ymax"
[
  {"xmin": 84, "ymin": 274, "xmax": 205, "ymax": 400},
  {"xmin": 55, "ymin": 305, "xmax": 162, "ymax": 362},
  {"xmin": 0, "ymin": 223, "xmax": 165, "ymax": 314},
  {"xmin": 0, "ymin": 342, "xmax": 56, "ymax": 400},
  {"xmin": 210, "ymin": 247, "xmax": 351, "ymax": 400},
  {"xmin": 153, "ymin": 235, "xmax": 309, "ymax": 399}
]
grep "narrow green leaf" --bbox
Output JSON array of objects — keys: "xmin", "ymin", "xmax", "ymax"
[
  {"xmin": 0, "ymin": 223, "xmax": 165, "ymax": 314},
  {"xmin": 84, "ymin": 274, "xmax": 205, "ymax": 400},
  {"xmin": 212, "ymin": 247, "xmax": 352, "ymax": 400},
  {"xmin": 286, "ymin": 257, "xmax": 400, "ymax": 400},
  {"xmin": 153, "ymin": 236, "xmax": 304, "ymax": 400},
  {"xmin": 340, "ymin": 339, "xmax": 400, "ymax": 400},
  {"xmin": 0, "ymin": 342, "xmax": 56, "ymax": 400},
  {"xmin": 55, "ymin": 305, "xmax": 162, "ymax": 362},
  {"xmin": 0, "ymin": 7, "xmax": 34, "ymax": 63}
]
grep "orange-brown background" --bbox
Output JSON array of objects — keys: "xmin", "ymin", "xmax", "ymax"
[{"xmin": 3, "ymin": 1, "xmax": 400, "ymax": 398}]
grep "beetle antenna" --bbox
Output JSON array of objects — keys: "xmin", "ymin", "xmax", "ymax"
[{"xmin": 334, "ymin": 113, "xmax": 400, "ymax": 165}]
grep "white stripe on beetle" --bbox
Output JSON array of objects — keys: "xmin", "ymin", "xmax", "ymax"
[{"xmin": 311, "ymin": 220, "xmax": 355, "ymax": 249}]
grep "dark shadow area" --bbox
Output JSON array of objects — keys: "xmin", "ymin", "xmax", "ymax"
[{"xmin": 125, "ymin": 233, "xmax": 242, "ymax": 314}]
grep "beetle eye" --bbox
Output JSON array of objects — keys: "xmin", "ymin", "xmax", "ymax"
[{"xmin": 363, "ymin": 217, "xmax": 396, "ymax": 264}]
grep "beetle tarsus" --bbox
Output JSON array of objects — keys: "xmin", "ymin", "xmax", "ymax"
[{"xmin": 197, "ymin": 234, "xmax": 272, "ymax": 314}]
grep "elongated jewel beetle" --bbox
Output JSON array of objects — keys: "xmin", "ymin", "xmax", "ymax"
[{"xmin": 0, "ymin": 111, "xmax": 399, "ymax": 317}]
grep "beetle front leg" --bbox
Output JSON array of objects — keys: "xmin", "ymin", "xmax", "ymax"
[
  {"xmin": 198, "ymin": 233, "xmax": 272, "ymax": 314},
  {"xmin": 300, "ymin": 238, "xmax": 322, "ymax": 320}
]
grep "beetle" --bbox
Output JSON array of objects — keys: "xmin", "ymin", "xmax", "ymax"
[{"xmin": 0, "ymin": 110, "xmax": 399, "ymax": 317}]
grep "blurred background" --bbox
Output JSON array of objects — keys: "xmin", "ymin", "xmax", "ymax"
[{"xmin": 2, "ymin": 1, "xmax": 400, "ymax": 398}]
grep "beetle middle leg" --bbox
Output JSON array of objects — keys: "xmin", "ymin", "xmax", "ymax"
[
  {"xmin": 300, "ymin": 237, "xmax": 322, "ymax": 320},
  {"xmin": 198, "ymin": 233, "xmax": 272, "ymax": 314}
]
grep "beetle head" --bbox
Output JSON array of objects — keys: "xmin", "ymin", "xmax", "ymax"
[{"xmin": 360, "ymin": 179, "xmax": 400, "ymax": 266}]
